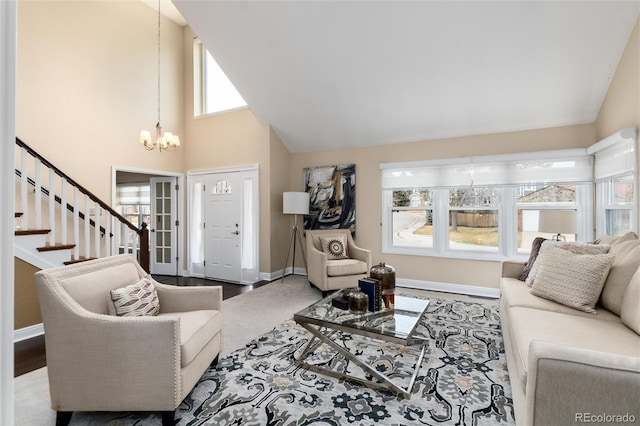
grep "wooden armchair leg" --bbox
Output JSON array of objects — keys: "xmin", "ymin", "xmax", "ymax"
[
  {"xmin": 56, "ymin": 411, "xmax": 73, "ymax": 426},
  {"xmin": 161, "ymin": 411, "xmax": 175, "ymax": 426}
]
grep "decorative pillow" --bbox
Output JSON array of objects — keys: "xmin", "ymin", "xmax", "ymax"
[
  {"xmin": 530, "ymin": 246, "xmax": 614, "ymax": 314},
  {"xmin": 519, "ymin": 237, "xmax": 546, "ymax": 281},
  {"xmin": 109, "ymin": 277, "xmax": 160, "ymax": 317},
  {"xmin": 620, "ymin": 266, "xmax": 640, "ymax": 334},
  {"xmin": 524, "ymin": 240, "xmax": 611, "ymax": 287},
  {"xmin": 321, "ymin": 236, "xmax": 349, "ymax": 260}
]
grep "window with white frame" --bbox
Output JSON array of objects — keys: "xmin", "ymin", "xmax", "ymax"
[
  {"xmin": 193, "ymin": 39, "xmax": 247, "ymax": 117},
  {"xmin": 381, "ymin": 150, "xmax": 594, "ymax": 259},
  {"xmin": 591, "ymin": 130, "xmax": 638, "ymax": 236}
]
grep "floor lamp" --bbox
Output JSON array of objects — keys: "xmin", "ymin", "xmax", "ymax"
[{"xmin": 282, "ymin": 192, "xmax": 309, "ymax": 281}]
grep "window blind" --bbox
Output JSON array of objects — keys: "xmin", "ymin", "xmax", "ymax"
[
  {"xmin": 381, "ymin": 149, "xmax": 593, "ymax": 189},
  {"xmin": 593, "ymin": 138, "xmax": 636, "ymax": 181},
  {"xmin": 116, "ymin": 184, "xmax": 150, "ymax": 205}
]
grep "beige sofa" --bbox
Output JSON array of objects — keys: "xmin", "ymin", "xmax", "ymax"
[
  {"xmin": 500, "ymin": 233, "xmax": 640, "ymax": 426},
  {"xmin": 35, "ymin": 254, "xmax": 222, "ymax": 426}
]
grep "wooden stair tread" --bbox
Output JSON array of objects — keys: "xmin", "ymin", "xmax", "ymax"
[
  {"xmin": 64, "ymin": 257, "xmax": 97, "ymax": 265},
  {"xmin": 15, "ymin": 229, "xmax": 50, "ymax": 236},
  {"xmin": 37, "ymin": 243, "xmax": 76, "ymax": 252}
]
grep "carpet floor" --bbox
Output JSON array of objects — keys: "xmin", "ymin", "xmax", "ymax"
[{"xmin": 14, "ymin": 278, "xmax": 514, "ymax": 425}]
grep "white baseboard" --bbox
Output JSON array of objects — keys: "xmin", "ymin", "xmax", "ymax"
[
  {"xmin": 261, "ymin": 267, "xmax": 307, "ymax": 282},
  {"xmin": 397, "ymin": 278, "xmax": 500, "ymax": 299},
  {"xmin": 14, "ymin": 323, "xmax": 44, "ymax": 343}
]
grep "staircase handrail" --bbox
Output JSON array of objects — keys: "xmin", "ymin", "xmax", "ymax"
[
  {"xmin": 15, "ymin": 137, "xmax": 150, "ymax": 271},
  {"xmin": 16, "ymin": 137, "xmax": 139, "ymax": 233}
]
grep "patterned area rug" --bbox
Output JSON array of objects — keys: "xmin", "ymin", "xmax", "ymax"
[
  {"xmin": 76, "ymin": 296, "xmax": 514, "ymax": 425},
  {"xmin": 178, "ymin": 296, "xmax": 513, "ymax": 425}
]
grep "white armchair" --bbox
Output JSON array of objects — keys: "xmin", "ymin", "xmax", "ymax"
[
  {"xmin": 34, "ymin": 254, "xmax": 222, "ymax": 426},
  {"xmin": 306, "ymin": 229, "xmax": 372, "ymax": 296}
]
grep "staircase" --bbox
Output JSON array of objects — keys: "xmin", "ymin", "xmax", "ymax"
[{"xmin": 14, "ymin": 137, "xmax": 149, "ymax": 272}]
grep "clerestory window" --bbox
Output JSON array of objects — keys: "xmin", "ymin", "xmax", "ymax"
[{"xmin": 193, "ymin": 39, "xmax": 247, "ymax": 117}]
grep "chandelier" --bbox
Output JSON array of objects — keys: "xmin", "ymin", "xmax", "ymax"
[{"xmin": 139, "ymin": 0, "xmax": 180, "ymax": 152}]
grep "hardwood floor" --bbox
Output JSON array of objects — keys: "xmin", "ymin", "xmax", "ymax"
[{"xmin": 14, "ymin": 275, "xmax": 270, "ymax": 377}]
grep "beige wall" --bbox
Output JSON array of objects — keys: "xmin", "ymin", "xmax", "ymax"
[
  {"xmin": 595, "ymin": 17, "xmax": 640, "ymax": 232},
  {"xmin": 269, "ymin": 129, "xmax": 292, "ymax": 272},
  {"xmin": 14, "ymin": 259, "xmax": 40, "ymax": 330},
  {"xmin": 290, "ymin": 124, "xmax": 595, "ymax": 288},
  {"xmin": 182, "ymin": 26, "xmax": 277, "ymax": 274},
  {"xmin": 17, "ymin": 1, "xmax": 185, "ymax": 203},
  {"xmin": 15, "ymin": 1, "xmax": 185, "ymax": 330}
]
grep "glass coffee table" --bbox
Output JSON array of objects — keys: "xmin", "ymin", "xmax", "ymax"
[{"xmin": 293, "ymin": 288, "xmax": 430, "ymax": 397}]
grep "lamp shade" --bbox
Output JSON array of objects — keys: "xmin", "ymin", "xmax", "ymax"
[
  {"xmin": 283, "ymin": 192, "xmax": 310, "ymax": 215},
  {"xmin": 538, "ymin": 210, "xmax": 577, "ymax": 235}
]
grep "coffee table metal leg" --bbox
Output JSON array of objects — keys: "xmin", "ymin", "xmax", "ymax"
[{"xmin": 295, "ymin": 322, "xmax": 426, "ymax": 398}]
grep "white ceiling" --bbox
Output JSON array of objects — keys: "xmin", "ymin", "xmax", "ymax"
[{"xmin": 173, "ymin": 1, "xmax": 639, "ymax": 153}]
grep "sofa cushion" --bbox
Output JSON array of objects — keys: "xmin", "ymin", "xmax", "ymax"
[
  {"xmin": 321, "ymin": 236, "xmax": 349, "ymax": 260},
  {"xmin": 507, "ymin": 306, "xmax": 640, "ymax": 390},
  {"xmin": 594, "ymin": 231, "xmax": 638, "ymax": 245},
  {"xmin": 109, "ymin": 277, "xmax": 160, "ymax": 317},
  {"xmin": 158, "ymin": 310, "xmax": 222, "ymax": 367},
  {"xmin": 620, "ymin": 267, "xmax": 640, "ymax": 334},
  {"xmin": 501, "ymin": 277, "xmax": 620, "ymax": 321},
  {"xmin": 599, "ymin": 240, "xmax": 640, "ymax": 315},
  {"xmin": 326, "ymin": 259, "xmax": 368, "ymax": 277},
  {"xmin": 530, "ymin": 247, "xmax": 614, "ymax": 314},
  {"xmin": 524, "ymin": 241, "xmax": 610, "ymax": 287}
]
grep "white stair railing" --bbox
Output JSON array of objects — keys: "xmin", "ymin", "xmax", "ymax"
[{"xmin": 14, "ymin": 137, "xmax": 150, "ymax": 270}]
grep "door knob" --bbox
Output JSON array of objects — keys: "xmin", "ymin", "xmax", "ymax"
[{"xmin": 231, "ymin": 231, "xmax": 239, "ymax": 235}]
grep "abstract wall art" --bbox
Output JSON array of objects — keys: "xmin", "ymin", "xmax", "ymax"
[{"xmin": 303, "ymin": 164, "xmax": 356, "ymax": 234}]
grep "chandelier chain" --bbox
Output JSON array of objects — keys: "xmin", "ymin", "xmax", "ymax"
[{"xmin": 157, "ymin": 0, "xmax": 161, "ymax": 123}]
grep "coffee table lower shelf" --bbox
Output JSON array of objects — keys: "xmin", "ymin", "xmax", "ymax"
[{"xmin": 294, "ymin": 322, "xmax": 428, "ymax": 398}]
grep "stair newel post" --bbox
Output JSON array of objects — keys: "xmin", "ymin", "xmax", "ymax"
[
  {"xmin": 48, "ymin": 168, "xmax": 55, "ymax": 245},
  {"xmin": 140, "ymin": 222, "xmax": 150, "ymax": 273}
]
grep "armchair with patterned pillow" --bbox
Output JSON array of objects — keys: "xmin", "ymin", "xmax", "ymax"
[
  {"xmin": 34, "ymin": 254, "xmax": 222, "ymax": 426},
  {"xmin": 306, "ymin": 229, "xmax": 372, "ymax": 297}
]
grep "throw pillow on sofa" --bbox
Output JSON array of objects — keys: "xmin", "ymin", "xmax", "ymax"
[
  {"xmin": 530, "ymin": 246, "xmax": 614, "ymax": 314},
  {"xmin": 524, "ymin": 240, "xmax": 611, "ymax": 287},
  {"xmin": 109, "ymin": 276, "xmax": 160, "ymax": 316},
  {"xmin": 519, "ymin": 237, "xmax": 546, "ymax": 281}
]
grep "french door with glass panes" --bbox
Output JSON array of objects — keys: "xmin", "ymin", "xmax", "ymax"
[{"xmin": 150, "ymin": 177, "xmax": 178, "ymax": 275}]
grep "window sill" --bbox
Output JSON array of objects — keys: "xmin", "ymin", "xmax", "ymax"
[{"xmin": 382, "ymin": 246, "xmax": 529, "ymax": 263}]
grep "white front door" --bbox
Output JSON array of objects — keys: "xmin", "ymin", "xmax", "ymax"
[
  {"xmin": 150, "ymin": 177, "xmax": 178, "ymax": 275},
  {"xmin": 204, "ymin": 172, "xmax": 242, "ymax": 282}
]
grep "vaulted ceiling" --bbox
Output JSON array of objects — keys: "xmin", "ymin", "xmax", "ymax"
[{"xmin": 172, "ymin": 1, "xmax": 639, "ymax": 153}]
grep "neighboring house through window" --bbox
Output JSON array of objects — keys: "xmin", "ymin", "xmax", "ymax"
[{"xmin": 381, "ymin": 149, "xmax": 595, "ymax": 260}]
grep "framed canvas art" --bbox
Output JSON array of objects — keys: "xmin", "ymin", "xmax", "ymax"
[{"xmin": 303, "ymin": 164, "xmax": 356, "ymax": 234}]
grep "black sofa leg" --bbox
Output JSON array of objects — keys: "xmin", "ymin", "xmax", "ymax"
[
  {"xmin": 161, "ymin": 411, "xmax": 175, "ymax": 426},
  {"xmin": 56, "ymin": 411, "xmax": 73, "ymax": 426}
]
